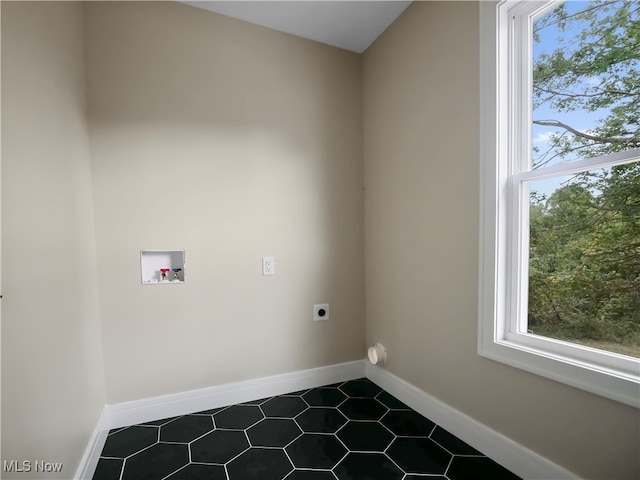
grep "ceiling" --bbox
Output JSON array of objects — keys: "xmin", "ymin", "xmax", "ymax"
[{"xmin": 180, "ymin": 1, "xmax": 413, "ymax": 53}]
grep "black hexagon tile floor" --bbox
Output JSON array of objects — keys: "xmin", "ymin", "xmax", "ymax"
[{"xmin": 93, "ymin": 378, "xmax": 521, "ymax": 480}]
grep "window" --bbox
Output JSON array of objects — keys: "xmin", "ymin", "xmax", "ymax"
[{"xmin": 479, "ymin": 0, "xmax": 640, "ymax": 407}]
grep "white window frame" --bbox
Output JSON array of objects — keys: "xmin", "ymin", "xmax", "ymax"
[{"xmin": 479, "ymin": 0, "xmax": 640, "ymax": 408}]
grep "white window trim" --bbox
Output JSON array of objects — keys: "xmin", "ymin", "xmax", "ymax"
[{"xmin": 479, "ymin": 0, "xmax": 640, "ymax": 408}]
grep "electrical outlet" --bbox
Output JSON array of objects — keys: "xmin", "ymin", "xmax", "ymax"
[
  {"xmin": 262, "ymin": 257, "xmax": 274, "ymax": 276},
  {"xmin": 313, "ymin": 304, "xmax": 329, "ymax": 321}
]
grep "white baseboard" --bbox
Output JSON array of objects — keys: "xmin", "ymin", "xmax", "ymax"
[
  {"xmin": 79, "ymin": 360, "xmax": 576, "ymax": 480},
  {"xmin": 75, "ymin": 407, "xmax": 110, "ymax": 480},
  {"xmin": 365, "ymin": 363, "xmax": 580, "ymax": 480},
  {"xmin": 77, "ymin": 360, "xmax": 365, "ymax": 479},
  {"xmin": 107, "ymin": 360, "xmax": 366, "ymax": 429}
]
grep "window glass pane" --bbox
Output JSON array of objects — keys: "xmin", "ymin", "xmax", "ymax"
[
  {"xmin": 528, "ymin": 162, "xmax": 640, "ymax": 358},
  {"xmin": 532, "ymin": 1, "xmax": 640, "ymax": 170}
]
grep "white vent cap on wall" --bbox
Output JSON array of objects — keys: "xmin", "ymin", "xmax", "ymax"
[{"xmin": 368, "ymin": 343, "xmax": 387, "ymax": 365}]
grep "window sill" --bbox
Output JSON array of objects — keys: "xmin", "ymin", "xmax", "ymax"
[{"xmin": 479, "ymin": 335, "xmax": 640, "ymax": 408}]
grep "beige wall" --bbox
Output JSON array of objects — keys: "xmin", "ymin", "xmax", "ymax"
[
  {"xmin": 84, "ymin": 1, "xmax": 365, "ymax": 404},
  {"xmin": 363, "ymin": 2, "xmax": 639, "ymax": 479},
  {"xmin": 1, "ymin": 2, "xmax": 106, "ymax": 478},
  {"xmin": 3, "ymin": 2, "xmax": 638, "ymax": 478}
]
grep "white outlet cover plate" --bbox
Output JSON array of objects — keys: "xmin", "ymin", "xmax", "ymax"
[
  {"xmin": 262, "ymin": 257, "xmax": 274, "ymax": 275},
  {"xmin": 313, "ymin": 304, "xmax": 329, "ymax": 321}
]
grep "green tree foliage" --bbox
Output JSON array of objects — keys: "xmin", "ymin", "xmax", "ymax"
[
  {"xmin": 532, "ymin": 0, "xmax": 640, "ymax": 168},
  {"xmin": 528, "ymin": 1, "xmax": 640, "ymax": 356},
  {"xmin": 529, "ymin": 164, "xmax": 640, "ymax": 350}
]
